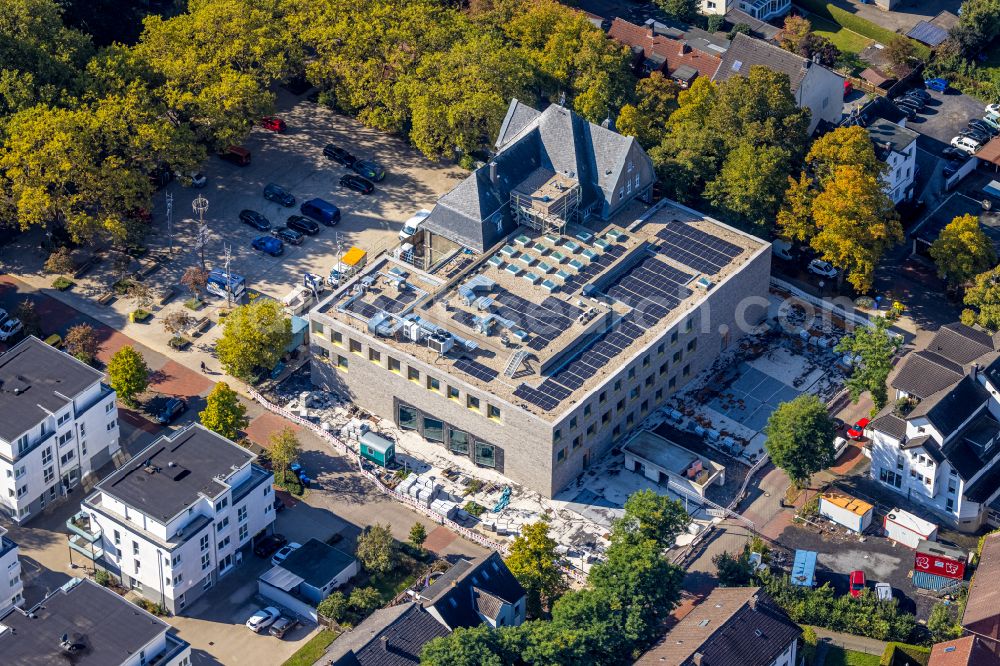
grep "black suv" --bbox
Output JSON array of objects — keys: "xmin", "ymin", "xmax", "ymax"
[
  {"xmin": 253, "ymin": 534, "xmax": 288, "ymax": 558},
  {"xmin": 323, "ymin": 144, "xmax": 356, "ymax": 166},
  {"xmin": 263, "ymin": 183, "xmax": 296, "ymax": 207},
  {"xmin": 286, "ymin": 215, "xmax": 320, "ymax": 235},
  {"xmin": 272, "ymin": 226, "xmax": 304, "ymax": 245},
  {"xmin": 239, "ymin": 209, "xmax": 271, "ymax": 231},
  {"xmin": 156, "ymin": 398, "xmax": 187, "ymax": 425}
]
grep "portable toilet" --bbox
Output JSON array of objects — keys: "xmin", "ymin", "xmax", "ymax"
[
  {"xmin": 360, "ymin": 431, "xmax": 395, "ymax": 467},
  {"xmin": 791, "ymin": 549, "xmax": 817, "ymax": 588}
]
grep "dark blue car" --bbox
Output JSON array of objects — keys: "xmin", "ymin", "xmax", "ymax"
[
  {"xmin": 925, "ymin": 77, "xmax": 948, "ymax": 92},
  {"xmin": 252, "ymin": 235, "xmax": 284, "ymax": 256}
]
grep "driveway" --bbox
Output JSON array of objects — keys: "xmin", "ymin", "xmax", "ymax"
[{"xmin": 909, "ymin": 89, "xmax": 987, "ymax": 154}]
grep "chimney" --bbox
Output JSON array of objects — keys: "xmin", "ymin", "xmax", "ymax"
[
  {"xmin": 693, "ymin": 653, "xmax": 705, "ymax": 665},
  {"xmin": 885, "ymin": 141, "xmax": 892, "ymax": 154},
  {"xmin": 679, "ymin": 41, "xmax": 689, "ymax": 55},
  {"xmin": 489, "ymin": 162, "xmax": 498, "ymax": 184},
  {"xmin": 645, "ymin": 18, "xmax": 655, "ymax": 37},
  {"xmin": 381, "ymin": 635, "xmax": 389, "ymax": 652},
  {"xmin": 748, "ymin": 594, "xmax": 758, "ymax": 610}
]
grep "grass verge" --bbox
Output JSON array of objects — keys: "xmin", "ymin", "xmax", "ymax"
[
  {"xmin": 823, "ymin": 646, "xmax": 881, "ymax": 666},
  {"xmin": 808, "ymin": 14, "xmax": 871, "ymax": 54},
  {"xmin": 281, "ymin": 629, "xmax": 340, "ymax": 666},
  {"xmin": 795, "ymin": 0, "xmax": 930, "ymax": 59}
]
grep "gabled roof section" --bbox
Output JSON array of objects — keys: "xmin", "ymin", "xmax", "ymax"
[
  {"xmin": 607, "ymin": 18, "xmax": 723, "ymax": 80},
  {"xmin": 891, "ymin": 351, "xmax": 965, "ymax": 399},
  {"xmin": 908, "ymin": 375, "xmax": 989, "ymax": 440},
  {"xmin": 929, "ymin": 322, "xmax": 996, "ymax": 365},
  {"xmin": 713, "ymin": 33, "xmax": 814, "ymax": 92},
  {"xmin": 496, "ymin": 99, "xmax": 542, "ymax": 150},
  {"xmin": 472, "ymin": 587, "xmax": 506, "ymax": 621},
  {"xmin": 322, "ymin": 602, "xmax": 449, "ymax": 666},
  {"xmin": 869, "ymin": 410, "xmax": 907, "ymax": 440},
  {"xmin": 964, "ymin": 533, "xmax": 1000, "ymax": 629},
  {"xmin": 929, "ymin": 635, "xmax": 1000, "ymax": 666},
  {"xmin": 419, "ymin": 551, "xmax": 525, "ymax": 630}
]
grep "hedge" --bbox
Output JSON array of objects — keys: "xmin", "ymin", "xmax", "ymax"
[
  {"xmin": 794, "ymin": 0, "xmax": 931, "ymax": 61},
  {"xmin": 880, "ymin": 642, "xmax": 930, "ymax": 666}
]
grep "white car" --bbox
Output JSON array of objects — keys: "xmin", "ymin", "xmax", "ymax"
[
  {"xmin": 874, "ymin": 582, "xmax": 892, "ymax": 601},
  {"xmin": 398, "ymin": 209, "xmax": 431, "ymax": 241},
  {"xmin": 270, "ymin": 542, "xmax": 301, "ymax": 567},
  {"xmin": 987, "ymin": 103, "xmax": 1000, "ymax": 116},
  {"xmin": 951, "ymin": 136, "xmax": 982, "ymax": 155},
  {"xmin": 246, "ymin": 606, "xmax": 280, "ymax": 632},
  {"xmin": 0, "ymin": 318, "xmax": 23, "ymax": 341},
  {"xmin": 808, "ymin": 259, "xmax": 838, "ymax": 278},
  {"xmin": 772, "ymin": 239, "xmax": 795, "ymax": 261}
]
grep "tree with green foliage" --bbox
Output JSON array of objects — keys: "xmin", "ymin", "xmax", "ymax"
[
  {"xmin": 951, "ymin": 0, "xmax": 1000, "ymax": 55},
  {"xmin": 806, "ymin": 125, "xmax": 885, "ymax": 186},
  {"xmin": 44, "ymin": 247, "xmax": 76, "ymax": 274},
  {"xmin": 615, "ymin": 72, "xmax": 679, "ymax": 148},
  {"xmin": 713, "ymin": 546, "xmax": 755, "ymax": 587},
  {"xmin": 268, "ymin": 427, "xmax": 301, "ymax": 488},
  {"xmin": 14, "ymin": 300, "xmax": 41, "ymax": 338},
  {"xmin": 505, "ymin": 520, "xmax": 567, "ymax": 618},
  {"xmin": 317, "ymin": 591, "xmax": 347, "ymax": 622},
  {"xmin": 348, "ymin": 586, "xmax": 383, "ymax": 615},
  {"xmin": 215, "ymin": 298, "xmax": 292, "ymax": 381},
  {"xmin": 927, "ymin": 601, "xmax": 963, "ymax": 643},
  {"xmin": 836, "ymin": 316, "xmax": 899, "ymax": 410},
  {"xmin": 962, "ymin": 266, "xmax": 1000, "ymax": 331},
  {"xmin": 613, "ymin": 488, "xmax": 689, "ymax": 549},
  {"xmin": 776, "ymin": 172, "xmax": 817, "ymax": 243},
  {"xmin": 356, "ymin": 523, "xmax": 397, "ymax": 575},
  {"xmin": 408, "ymin": 522, "xmax": 427, "ymax": 552},
  {"xmin": 106, "ymin": 345, "xmax": 149, "ymax": 407},
  {"xmin": 655, "ymin": 0, "xmax": 698, "ymax": 21},
  {"xmin": 930, "ymin": 214, "xmax": 996, "ymax": 288},
  {"xmin": 198, "ymin": 382, "xmax": 248, "ymax": 440},
  {"xmin": 705, "ymin": 142, "xmax": 792, "ymax": 233},
  {"xmin": 763, "ymin": 394, "xmax": 836, "ymax": 488},
  {"xmin": 64, "ymin": 324, "xmax": 100, "ymax": 365},
  {"xmin": 884, "ymin": 36, "xmax": 918, "ymax": 77},
  {"xmin": 421, "ymin": 624, "xmax": 512, "ymax": 666}
]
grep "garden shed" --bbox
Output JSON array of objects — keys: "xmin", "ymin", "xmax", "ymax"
[{"xmin": 360, "ymin": 431, "xmax": 396, "ymax": 467}]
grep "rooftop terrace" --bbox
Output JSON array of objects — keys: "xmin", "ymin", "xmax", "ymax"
[{"xmin": 315, "ymin": 201, "xmax": 765, "ymax": 418}]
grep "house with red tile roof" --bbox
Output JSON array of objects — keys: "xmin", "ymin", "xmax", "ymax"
[{"xmin": 608, "ymin": 18, "xmax": 724, "ymax": 88}]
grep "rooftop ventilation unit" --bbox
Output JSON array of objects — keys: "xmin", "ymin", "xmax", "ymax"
[
  {"xmin": 457, "ymin": 274, "xmax": 496, "ymax": 305},
  {"xmin": 695, "ymin": 276, "xmax": 714, "ymax": 290},
  {"xmin": 428, "ymin": 330, "xmax": 456, "ymax": 355}
]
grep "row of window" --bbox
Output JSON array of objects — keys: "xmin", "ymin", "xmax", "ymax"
[{"xmin": 397, "ymin": 403, "xmax": 501, "ymax": 469}]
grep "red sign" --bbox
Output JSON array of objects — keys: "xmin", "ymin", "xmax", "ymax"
[{"xmin": 914, "ymin": 549, "xmax": 966, "ymax": 580}]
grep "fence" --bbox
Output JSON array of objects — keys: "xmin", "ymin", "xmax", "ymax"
[{"xmin": 246, "ymin": 389, "xmax": 589, "ymax": 584}]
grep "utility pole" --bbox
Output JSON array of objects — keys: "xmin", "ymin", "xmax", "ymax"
[
  {"xmin": 192, "ymin": 195, "xmax": 209, "ymax": 271},
  {"xmin": 165, "ymin": 192, "xmax": 174, "ymax": 256}
]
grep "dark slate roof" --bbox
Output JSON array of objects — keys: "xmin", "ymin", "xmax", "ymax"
[
  {"xmin": 94, "ymin": 423, "xmax": 254, "ymax": 522},
  {"xmin": 868, "ymin": 119, "xmax": 918, "ymax": 161},
  {"xmin": 902, "ymin": 435, "xmax": 945, "ymax": 464},
  {"xmin": 635, "ymin": 587, "xmax": 801, "ymax": 666},
  {"xmin": 713, "ymin": 33, "xmax": 812, "ymax": 92},
  {"xmin": 723, "ymin": 8, "xmax": 782, "ymax": 41},
  {"xmin": 869, "ymin": 411, "xmax": 907, "ymax": 440},
  {"xmin": 965, "ymin": 457, "xmax": 1000, "ymax": 503},
  {"xmin": 982, "ymin": 354, "xmax": 1000, "ymax": 392},
  {"xmin": 891, "ymin": 351, "xmax": 965, "ymax": 399},
  {"xmin": 321, "ymin": 603, "xmax": 449, "ymax": 666},
  {"xmin": 915, "ymin": 193, "xmax": 1000, "ymax": 250},
  {"xmin": 419, "ymin": 551, "xmax": 525, "ymax": 630},
  {"xmin": 0, "ymin": 335, "xmax": 104, "ymax": 442},
  {"xmin": 941, "ymin": 414, "xmax": 1000, "ymax": 480},
  {"xmin": 0, "ymin": 578, "xmax": 177, "ymax": 666},
  {"xmin": 279, "ymin": 538, "xmax": 356, "ymax": 589},
  {"xmin": 929, "ymin": 323, "xmax": 996, "ymax": 365},
  {"xmin": 909, "ymin": 376, "xmax": 989, "ymax": 442}
]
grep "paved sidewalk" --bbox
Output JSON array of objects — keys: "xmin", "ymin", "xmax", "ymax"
[{"xmin": 811, "ymin": 625, "xmax": 887, "ymax": 656}]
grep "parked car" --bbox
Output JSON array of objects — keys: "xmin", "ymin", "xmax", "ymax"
[
  {"xmin": 286, "ymin": 214, "xmax": 320, "ymax": 235},
  {"xmin": 925, "ymin": 77, "xmax": 949, "ymax": 92},
  {"xmin": 894, "ymin": 104, "xmax": 917, "ymax": 120},
  {"xmin": 982, "ymin": 114, "xmax": 1000, "ymax": 132},
  {"xmin": 252, "ymin": 235, "xmax": 284, "ymax": 257},
  {"xmin": 340, "ymin": 173, "xmax": 375, "ymax": 194},
  {"xmin": 323, "ymin": 143, "xmax": 356, "ymax": 166},
  {"xmin": 269, "ymin": 616, "xmax": 300, "ymax": 638},
  {"xmin": 847, "ymin": 418, "xmax": 870, "ymax": 440},
  {"xmin": 263, "ymin": 183, "xmax": 296, "ymax": 207},
  {"xmin": 156, "ymin": 398, "xmax": 187, "ymax": 425},
  {"xmin": 848, "ymin": 570, "xmax": 866, "ymax": 598},
  {"xmin": 300, "ymin": 198, "xmax": 340, "ymax": 226},
  {"xmin": 220, "ymin": 145, "xmax": 251, "ymax": 166},
  {"xmin": 969, "ymin": 119, "xmax": 998, "ymax": 137},
  {"xmin": 271, "ymin": 226, "xmax": 303, "ymax": 245},
  {"xmin": 399, "ymin": 209, "xmax": 431, "ymax": 241},
  {"xmin": 874, "ymin": 582, "xmax": 892, "ymax": 601},
  {"xmin": 943, "ymin": 159, "xmax": 963, "ymax": 178},
  {"xmin": 906, "ymin": 89, "xmax": 930, "ymax": 101},
  {"xmin": 961, "ymin": 127, "xmax": 991, "ymax": 144},
  {"xmin": 271, "ymin": 542, "xmax": 302, "ymax": 566},
  {"xmin": 351, "ymin": 159, "xmax": 385, "ymax": 181},
  {"xmin": 942, "ymin": 146, "xmax": 966, "ymax": 160},
  {"xmin": 987, "ymin": 103, "xmax": 1000, "ymax": 116},
  {"xmin": 246, "ymin": 607, "xmax": 281, "ymax": 632},
  {"xmin": 951, "ymin": 136, "xmax": 982, "ymax": 155},
  {"xmin": 896, "ymin": 97, "xmax": 923, "ymax": 111},
  {"xmin": 261, "ymin": 116, "xmax": 286, "ymax": 132},
  {"xmin": 772, "ymin": 239, "xmax": 795, "ymax": 262},
  {"xmin": 253, "ymin": 533, "xmax": 288, "ymax": 558},
  {"xmin": 239, "ymin": 209, "xmax": 271, "ymax": 231},
  {"xmin": 807, "ymin": 259, "xmax": 838, "ymax": 278},
  {"xmin": 0, "ymin": 318, "xmax": 23, "ymax": 341}
]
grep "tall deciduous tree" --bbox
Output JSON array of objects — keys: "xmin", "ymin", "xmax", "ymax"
[
  {"xmin": 763, "ymin": 394, "xmax": 836, "ymax": 488},
  {"xmin": 612, "ymin": 488, "xmax": 689, "ymax": 549},
  {"xmin": 268, "ymin": 426, "xmax": 301, "ymax": 485},
  {"xmin": 199, "ymin": 382, "xmax": 248, "ymax": 440},
  {"xmin": 356, "ymin": 523, "xmax": 397, "ymax": 575},
  {"xmin": 107, "ymin": 345, "xmax": 149, "ymax": 407},
  {"xmin": 421, "ymin": 625, "xmax": 512, "ymax": 666},
  {"xmin": 836, "ymin": 316, "xmax": 899, "ymax": 410},
  {"xmin": 809, "ymin": 165, "xmax": 902, "ymax": 293},
  {"xmin": 180, "ymin": 266, "xmax": 208, "ymax": 300},
  {"xmin": 776, "ymin": 172, "xmax": 817, "ymax": 243},
  {"xmin": 930, "ymin": 214, "xmax": 996, "ymax": 288},
  {"xmin": 215, "ymin": 299, "xmax": 292, "ymax": 380},
  {"xmin": 962, "ymin": 266, "xmax": 1000, "ymax": 331},
  {"xmin": 64, "ymin": 324, "xmax": 100, "ymax": 365},
  {"xmin": 806, "ymin": 125, "xmax": 885, "ymax": 186},
  {"xmin": 705, "ymin": 142, "xmax": 792, "ymax": 233},
  {"xmin": 408, "ymin": 522, "xmax": 427, "ymax": 552},
  {"xmin": 656, "ymin": 0, "xmax": 698, "ymax": 21},
  {"xmin": 616, "ymin": 73, "xmax": 679, "ymax": 148},
  {"xmin": 506, "ymin": 520, "xmax": 567, "ymax": 618},
  {"xmin": 14, "ymin": 300, "xmax": 41, "ymax": 337}
]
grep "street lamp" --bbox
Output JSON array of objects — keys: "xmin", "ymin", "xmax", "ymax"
[{"xmin": 192, "ymin": 195, "xmax": 209, "ymax": 271}]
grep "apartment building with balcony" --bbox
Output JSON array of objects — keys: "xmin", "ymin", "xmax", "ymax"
[
  {"xmin": 0, "ymin": 527, "xmax": 22, "ymax": 612},
  {"xmin": 0, "ymin": 577, "xmax": 191, "ymax": 666},
  {"xmin": 78, "ymin": 424, "xmax": 275, "ymax": 613},
  {"xmin": 0, "ymin": 336, "xmax": 120, "ymax": 524}
]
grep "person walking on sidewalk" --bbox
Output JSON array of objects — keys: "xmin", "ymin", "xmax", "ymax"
[{"xmin": 200, "ymin": 361, "xmax": 207, "ymax": 373}]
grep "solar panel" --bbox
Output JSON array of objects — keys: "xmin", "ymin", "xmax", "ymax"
[
  {"xmin": 451, "ymin": 311, "xmax": 478, "ymax": 329},
  {"xmin": 453, "ymin": 358, "xmax": 499, "ymax": 382},
  {"xmin": 514, "ymin": 384, "xmax": 559, "ymax": 411},
  {"xmin": 655, "ymin": 220, "xmax": 742, "ymax": 275},
  {"xmin": 371, "ymin": 291, "xmax": 418, "ymax": 314},
  {"xmin": 345, "ymin": 299, "xmax": 378, "ymax": 319}
]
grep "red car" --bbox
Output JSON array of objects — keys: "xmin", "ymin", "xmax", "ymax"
[
  {"xmin": 848, "ymin": 570, "xmax": 866, "ymax": 598},
  {"xmin": 847, "ymin": 418, "xmax": 870, "ymax": 440},
  {"xmin": 261, "ymin": 116, "xmax": 286, "ymax": 132}
]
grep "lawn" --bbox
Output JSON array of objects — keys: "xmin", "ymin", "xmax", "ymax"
[
  {"xmin": 282, "ymin": 629, "xmax": 341, "ymax": 666},
  {"xmin": 822, "ymin": 646, "xmax": 882, "ymax": 666},
  {"xmin": 808, "ymin": 14, "xmax": 872, "ymax": 55},
  {"xmin": 369, "ymin": 553, "xmax": 423, "ymax": 603}
]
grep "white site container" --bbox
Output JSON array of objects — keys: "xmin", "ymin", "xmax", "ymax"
[
  {"xmin": 884, "ymin": 508, "xmax": 937, "ymax": 549},
  {"xmin": 818, "ymin": 492, "xmax": 874, "ymax": 533}
]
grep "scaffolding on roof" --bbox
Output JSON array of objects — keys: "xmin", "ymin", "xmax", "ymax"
[{"xmin": 510, "ymin": 168, "xmax": 581, "ymax": 236}]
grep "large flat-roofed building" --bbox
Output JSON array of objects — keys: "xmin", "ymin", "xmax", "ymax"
[
  {"xmin": 79, "ymin": 424, "xmax": 276, "ymax": 614},
  {"xmin": 0, "ymin": 577, "xmax": 191, "ymax": 666},
  {"xmin": 0, "ymin": 336, "xmax": 120, "ymax": 524},
  {"xmin": 308, "ymin": 197, "xmax": 770, "ymax": 497}
]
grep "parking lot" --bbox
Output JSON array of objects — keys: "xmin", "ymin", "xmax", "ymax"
[
  {"xmin": 147, "ymin": 88, "xmax": 467, "ymax": 299},
  {"xmin": 906, "ymin": 88, "xmax": 988, "ymax": 154}
]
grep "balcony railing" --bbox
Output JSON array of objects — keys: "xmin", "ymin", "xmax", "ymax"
[{"xmin": 66, "ymin": 511, "xmax": 101, "ymax": 542}]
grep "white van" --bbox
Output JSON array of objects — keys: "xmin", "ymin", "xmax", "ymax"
[{"xmin": 399, "ymin": 210, "xmax": 431, "ymax": 241}]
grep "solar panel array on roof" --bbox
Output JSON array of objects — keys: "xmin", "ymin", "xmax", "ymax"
[
  {"xmin": 655, "ymin": 219, "xmax": 742, "ymax": 274},
  {"xmin": 490, "ymin": 290, "xmax": 580, "ymax": 351},
  {"xmin": 345, "ymin": 298, "xmax": 379, "ymax": 319},
  {"xmin": 454, "ymin": 358, "xmax": 499, "ymax": 382},
  {"xmin": 371, "ymin": 290, "xmax": 418, "ymax": 314},
  {"xmin": 607, "ymin": 256, "xmax": 693, "ymax": 322},
  {"xmin": 561, "ymin": 243, "xmax": 626, "ymax": 292},
  {"xmin": 907, "ymin": 20, "xmax": 949, "ymax": 47}
]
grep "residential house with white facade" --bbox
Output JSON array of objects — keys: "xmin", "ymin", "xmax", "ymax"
[
  {"xmin": 0, "ymin": 527, "xmax": 22, "ymax": 612},
  {"xmin": 869, "ymin": 119, "xmax": 919, "ymax": 204},
  {"xmin": 0, "ymin": 336, "xmax": 120, "ymax": 524},
  {"xmin": 700, "ymin": 0, "xmax": 791, "ymax": 22},
  {"xmin": 714, "ymin": 33, "xmax": 845, "ymax": 134},
  {"xmin": 78, "ymin": 423, "xmax": 275, "ymax": 613},
  {"xmin": 868, "ymin": 323, "xmax": 1000, "ymax": 532},
  {"xmin": 416, "ymin": 551, "xmax": 527, "ymax": 630},
  {"xmin": 0, "ymin": 577, "xmax": 191, "ymax": 666}
]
